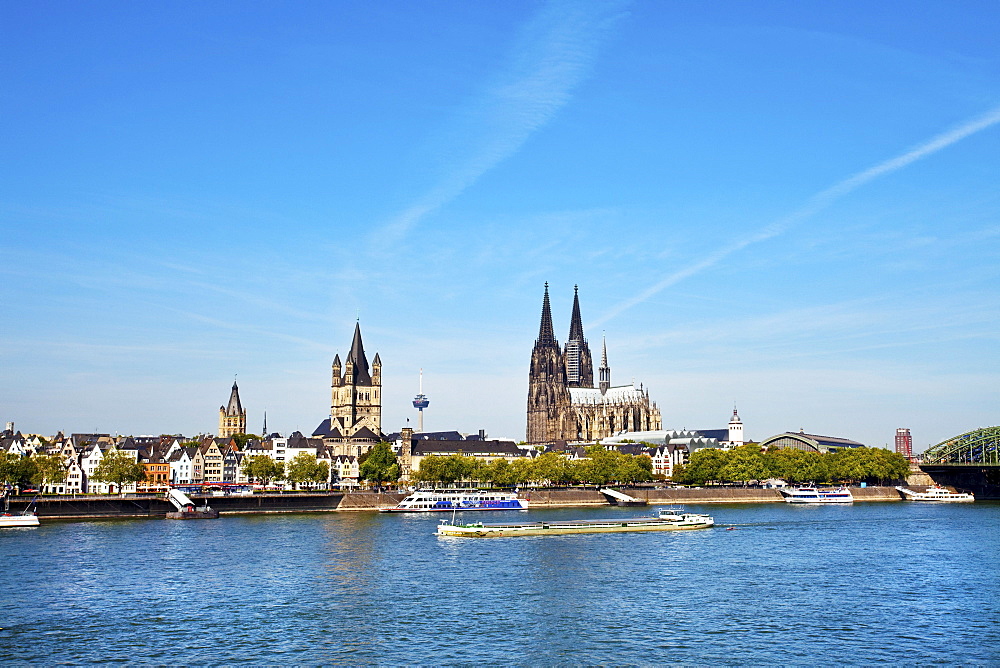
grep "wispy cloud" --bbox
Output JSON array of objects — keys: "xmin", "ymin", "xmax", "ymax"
[
  {"xmin": 593, "ymin": 103, "xmax": 1000, "ymax": 327},
  {"xmin": 377, "ymin": 0, "xmax": 629, "ymax": 244}
]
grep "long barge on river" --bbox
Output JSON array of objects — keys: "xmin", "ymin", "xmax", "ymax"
[{"xmin": 436, "ymin": 508, "xmax": 714, "ymax": 537}]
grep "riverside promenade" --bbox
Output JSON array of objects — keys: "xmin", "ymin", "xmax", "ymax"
[{"xmin": 24, "ymin": 486, "xmax": 902, "ymax": 520}]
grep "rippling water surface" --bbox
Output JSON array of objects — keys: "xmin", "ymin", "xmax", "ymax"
[{"xmin": 2, "ymin": 501, "xmax": 998, "ymax": 664}]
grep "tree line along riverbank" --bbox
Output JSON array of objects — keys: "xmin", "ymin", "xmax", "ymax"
[{"xmin": 22, "ymin": 486, "xmax": 905, "ymax": 520}]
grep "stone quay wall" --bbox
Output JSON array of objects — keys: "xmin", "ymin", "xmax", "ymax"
[{"xmin": 27, "ymin": 486, "xmax": 902, "ymax": 520}]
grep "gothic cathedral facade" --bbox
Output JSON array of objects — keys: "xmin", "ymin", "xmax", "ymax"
[{"xmin": 526, "ymin": 284, "xmax": 662, "ymax": 444}]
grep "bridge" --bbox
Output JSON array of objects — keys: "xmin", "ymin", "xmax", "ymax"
[
  {"xmin": 920, "ymin": 426, "xmax": 1000, "ymax": 499},
  {"xmin": 922, "ymin": 426, "xmax": 1000, "ymax": 465}
]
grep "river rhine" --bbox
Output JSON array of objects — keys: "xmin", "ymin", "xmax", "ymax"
[{"xmin": 2, "ymin": 501, "xmax": 998, "ymax": 664}]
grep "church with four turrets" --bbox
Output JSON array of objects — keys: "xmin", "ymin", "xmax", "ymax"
[
  {"xmin": 312, "ymin": 321, "xmax": 384, "ymax": 454},
  {"xmin": 527, "ymin": 284, "xmax": 661, "ymax": 444}
]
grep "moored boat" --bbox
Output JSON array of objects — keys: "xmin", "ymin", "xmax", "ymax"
[
  {"xmin": 1, "ymin": 492, "xmax": 39, "ymax": 528},
  {"xmin": 895, "ymin": 484, "xmax": 974, "ymax": 502},
  {"xmin": 781, "ymin": 486, "xmax": 854, "ymax": 504},
  {"xmin": 380, "ymin": 489, "xmax": 528, "ymax": 513},
  {"xmin": 436, "ymin": 508, "xmax": 714, "ymax": 537}
]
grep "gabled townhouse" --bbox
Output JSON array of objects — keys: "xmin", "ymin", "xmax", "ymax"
[
  {"xmin": 1, "ymin": 433, "xmax": 28, "ymax": 457},
  {"xmin": 223, "ymin": 448, "xmax": 246, "ymax": 483},
  {"xmin": 138, "ymin": 446, "xmax": 170, "ymax": 491},
  {"xmin": 63, "ymin": 459, "xmax": 85, "ymax": 494},
  {"xmin": 315, "ymin": 444, "xmax": 335, "ymax": 488},
  {"xmin": 200, "ymin": 439, "xmax": 225, "ymax": 482},
  {"xmin": 79, "ymin": 443, "xmax": 105, "ymax": 493},
  {"xmin": 168, "ymin": 448, "xmax": 194, "ymax": 484},
  {"xmin": 59, "ymin": 438, "xmax": 79, "ymax": 463},
  {"xmin": 190, "ymin": 446, "xmax": 205, "ymax": 483},
  {"xmin": 331, "ymin": 455, "xmax": 359, "ymax": 488}
]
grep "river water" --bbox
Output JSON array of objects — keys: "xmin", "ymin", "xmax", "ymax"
[{"xmin": 2, "ymin": 501, "xmax": 998, "ymax": 665}]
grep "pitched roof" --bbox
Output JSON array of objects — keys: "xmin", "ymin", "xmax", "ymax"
[
  {"xmin": 347, "ymin": 322, "xmax": 372, "ymax": 386},
  {"xmin": 224, "ymin": 381, "xmax": 244, "ymax": 416},
  {"xmin": 412, "ymin": 440, "xmax": 522, "ymax": 457},
  {"xmin": 351, "ymin": 426, "xmax": 381, "ymax": 441}
]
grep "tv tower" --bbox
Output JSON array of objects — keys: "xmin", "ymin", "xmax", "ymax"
[{"xmin": 412, "ymin": 368, "xmax": 430, "ymax": 433}]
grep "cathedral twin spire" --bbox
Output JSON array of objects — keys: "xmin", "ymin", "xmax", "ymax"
[
  {"xmin": 536, "ymin": 282, "xmax": 558, "ymax": 347},
  {"xmin": 532, "ymin": 283, "xmax": 597, "ymax": 389}
]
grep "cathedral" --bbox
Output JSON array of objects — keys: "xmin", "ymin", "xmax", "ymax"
[
  {"xmin": 526, "ymin": 284, "xmax": 662, "ymax": 444},
  {"xmin": 312, "ymin": 321, "xmax": 383, "ymax": 454}
]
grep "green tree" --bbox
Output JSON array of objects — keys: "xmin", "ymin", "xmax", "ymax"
[
  {"xmin": 286, "ymin": 452, "xmax": 330, "ymax": 489},
  {"xmin": 0, "ymin": 452, "xmax": 29, "ymax": 486},
  {"xmin": 91, "ymin": 449, "xmax": 147, "ymax": 494},
  {"xmin": 867, "ymin": 448, "xmax": 910, "ymax": 484},
  {"xmin": 673, "ymin": 448, "xmax": 729, "ymax": 485},
  {"xmin": 619, "ymin": 453, "xmax": 654, "ymax": 484},
  {"xmin": 413, "ymin": 454, "xmax": 478, "ymax": 485},
  {"xmin": 30, "ymin": 454, "xmax": 67, "ymax": 492},
  {"xmin": 720, "ymin": 445, "xmax": 771, "ymax": 485},
  {"xmin": 242, "ymin": 455, "xmax": 285, "ymax": 485},
  {"xmin": 412, "ymin": 455, "xmax": 445, "ymax": 483},
  {"xmin": 531, "ymin": 452, "xmax": 570, "ymax": 486},
  {"xmin": 510, "ymin": 457, "xmax": 535, "ymax": 486},
  {"xmin": 578, "ymin": 446, "xmax": 618, "ymax": 486},
  {"xmin": 358, "ymin": 442, "xmax": 400, "ymax": 487},
  {"xmin": 829, "ymin": 448, "xmax": 868, "ymax": 483},
  {"xmin": 480, "ymin": 458, "xmax": 515, "ymax": 486}
]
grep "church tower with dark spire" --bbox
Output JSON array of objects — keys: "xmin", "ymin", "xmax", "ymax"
[
  {"xmin": 219, "ymin": 380, "xmax": 247, "ymax": 438},
  {"xmin": 563, "ymin": 285, "xmax": 594, "ymax": 388},
  {"xmin": 329, "ymin": 321, "xmax": 382, "ymax": 440},
  {"xmin": 526, "ymin": 283, "xmax": 574, "ymax": 444}
]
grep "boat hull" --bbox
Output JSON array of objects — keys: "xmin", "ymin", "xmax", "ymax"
[
  {"xmin": 0, "ymin": 513, "xmax": 40, "ymax": 528},
  {"xmin": 379, "ymin": 490, "xmax": 528, "ymax": 513},
  {"xmin": 782, "ymin": 487, "xmax": 854, "ymax": 504},
  {"xmin": 437, "ymin": 515, "xmax": 714, "ymax": 537},
  {"xmin": 380, "ymin": 503, "xmax": 528, "ymax": 513},
  {"xmin": 166, "ymin": 509, "xmax": 220, "ymax": 519},
  {"xmin": 895, "ymin": 486, "xmax": 974, "ymax": 502}
]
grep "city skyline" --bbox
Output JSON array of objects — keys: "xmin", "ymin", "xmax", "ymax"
[{"xmin": 2, "ymin": 1, "xmax": 999, "ymax": 450}]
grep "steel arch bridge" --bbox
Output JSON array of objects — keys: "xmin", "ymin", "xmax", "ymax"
[{"xmin": 922, "ymin": 426, "xmax": 1000, "ymax": 466}]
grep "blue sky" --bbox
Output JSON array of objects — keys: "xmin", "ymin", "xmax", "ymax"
[{"xmin": 2, "ymin": 0, "xmax": 998, "ymax": 450}]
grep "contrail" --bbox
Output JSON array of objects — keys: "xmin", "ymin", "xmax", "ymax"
[
  {"xmin": 378, "ymin": 0, "xmax": 629, "ymax": 244},
  {"xmin": 593, "ymin": 104, "xmax": 1000, "ymax": 327}
]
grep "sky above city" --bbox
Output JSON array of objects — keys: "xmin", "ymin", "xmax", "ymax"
[{"xmin": 2, "ymin": 1, "xmax": 998, "ymax": 450}]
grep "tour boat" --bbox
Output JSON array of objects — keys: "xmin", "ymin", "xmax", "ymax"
[
  {"xmin": 1, "ymin": 494, "xmax": 39, "ymax": 528},
  {"xmin": 379, "ymin": 489, "xmax": 528, "ymax": 513},
  {"xmin": 781, "ymin": 486, "xmax": 854, "ymax": 504},
  {"xmin": 436, "ymin": 508, "xmax": 714, "ymax": 537},
  {"xmin": 895, "ymin": 484, "xmax": 974, "ymax": 502}
]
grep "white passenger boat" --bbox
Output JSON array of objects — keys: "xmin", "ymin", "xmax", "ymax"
[
  {"xmin": 895, "ymin": 484, "xmax": 974, "ymax": 502},
  {"xmin": 379, "ymin": 489, "xmax": 528, "ymax": 513},
  {"xmin": 781, "ymin": 486, "xmax": 854, "ymax": 504},
  {"xmin": 436, "ymin": 508, "xmax": 714, "ymax": 537},
  {"xmin": 1, "ymin": 493, "xmax": 40, "ymax": 528}
]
